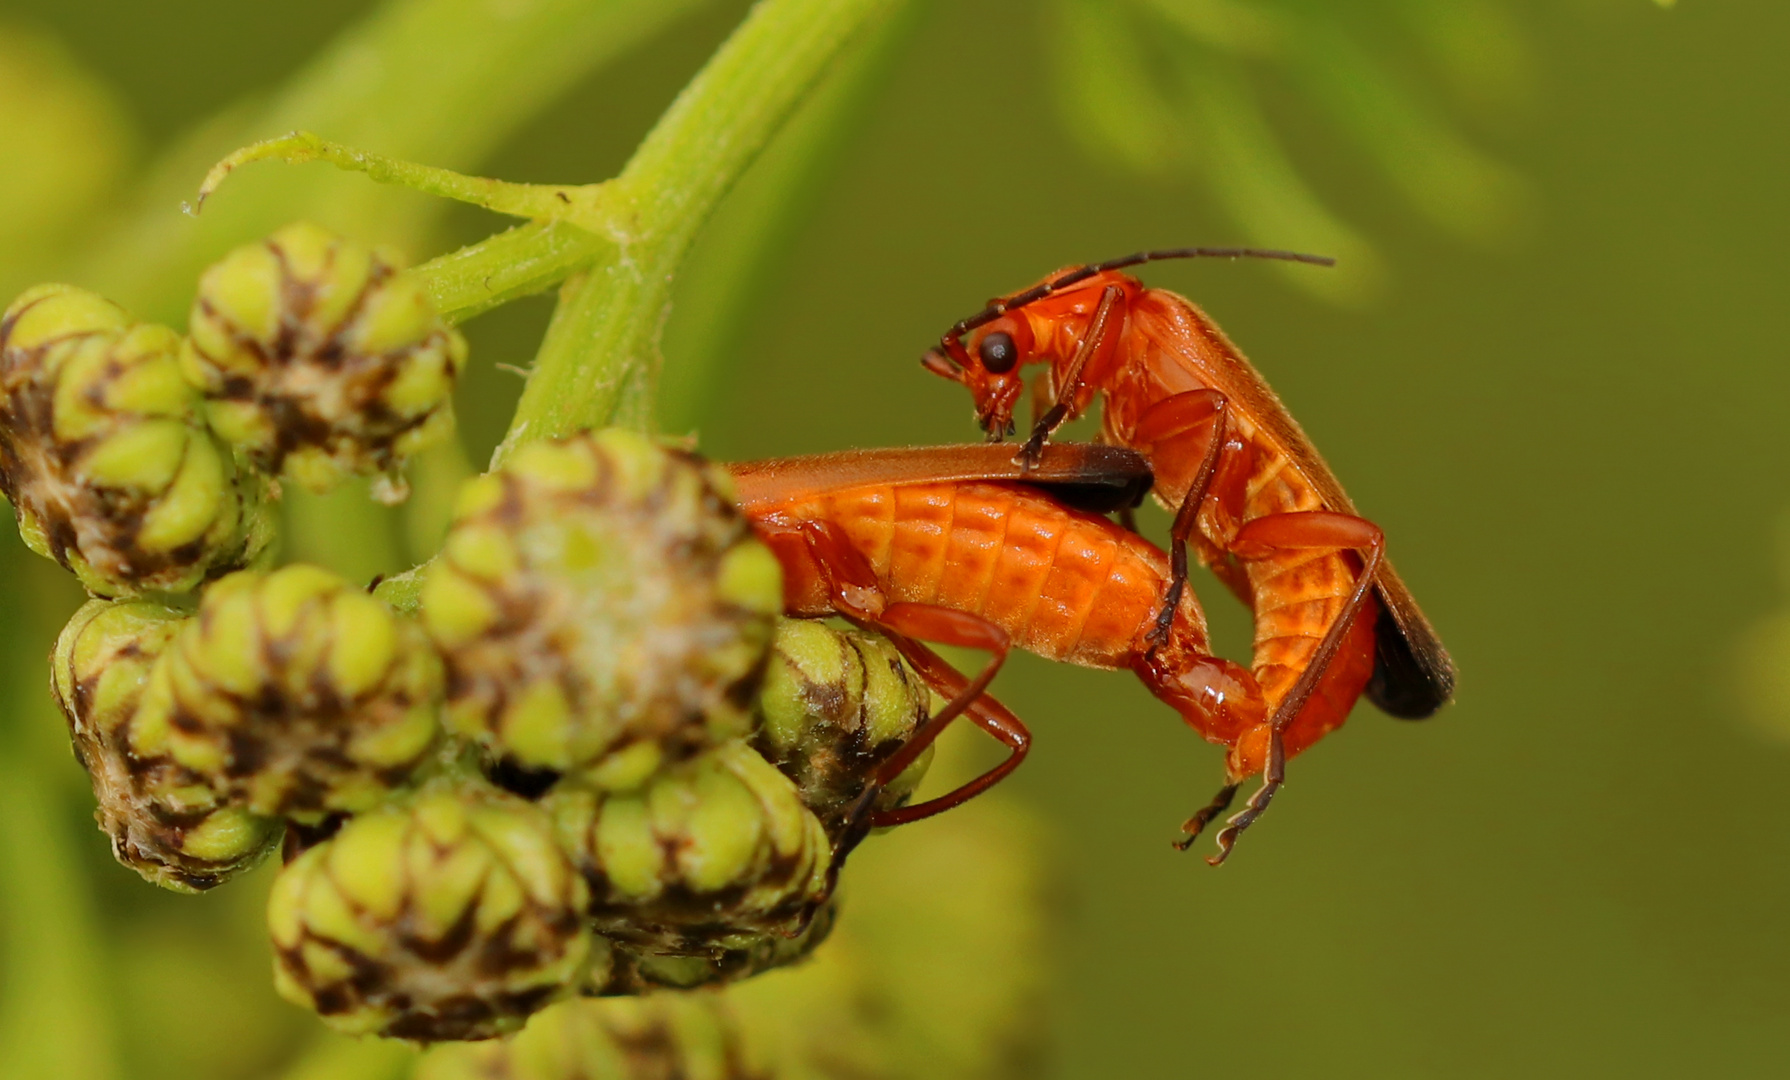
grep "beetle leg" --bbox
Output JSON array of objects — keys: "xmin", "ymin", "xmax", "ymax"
[
  {"xmin": 1172, "ymin": 782, "xmax": 1239, "ymax": 850},
  {"xmin": 1206, "ymin": 511, "xmax": 1385, "ymax": 865},
  {"xmin": 865, "ymin": 609, "xmax": 1027, "ymax": 826},
  {"xmin": 789, "ymin": 521, "xmax": 1026, "ymax": 834},
  {"xmin": 823, "ymin": 606, "xmax": 1024, "ymax": 882},
  {"xmin": 1131, "ymin": 389, "xmax": 1231, "ymax": 650},
  {"xmin": 1027, "ymin": 370, "xmax": 1055, "ymax": 433},
  {"xmin": 1018, "ymin": 284, "xmax": 1124, "ymax": 467}
]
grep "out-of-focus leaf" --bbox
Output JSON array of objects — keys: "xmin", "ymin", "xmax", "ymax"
[
  {"xmin": 1174, "ymin": 58, "xmax": 1382, "ymax": 304},
  {"xmin": 1045, "ymin": 0, "xmax": 1184, "ymax": 179},
  {"xmin": 1292, "ymin": 17, "xmax": 1530, "ymax": 247},
  {"xmin": 1736, "ymin": 611, "xmax": 1790, "ymax": 744},
  {"xmin": 1044, "ymin": 0, "xmax": 1530, "ymax": 304},
  {"xmin": 280, "ymin": 1034, "xmax": 416, "ymax": 1080},
  {"xmin": 0, "ymin": 22, "xmax": 135, "ymax": 296},
  {"xmin": 0, "ymin": 761, "xmax": 119, "ymax": 1080},
  {"xmin": 1396, "ymin": 0, "xmax": 1536, "ymax": 119},
  {"xmin": 1135, "ymin": 0, "xmax": 1282, "ymax": 55}
]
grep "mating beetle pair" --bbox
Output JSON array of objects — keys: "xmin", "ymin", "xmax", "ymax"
[{"xmin": 734, "ymin": 251, "xmax": 1455, "ymax": 864}]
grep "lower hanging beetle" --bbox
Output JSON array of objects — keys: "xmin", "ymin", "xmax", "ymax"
[{"xmin": 728, "ymin": 442, "xmax": 1388, "ymax": 863}]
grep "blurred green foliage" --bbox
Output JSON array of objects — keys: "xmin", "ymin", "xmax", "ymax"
[
  {"xmin": 2, "ymin": 0, "xmax": 1787, "ymax": 1077},
  {"xmin": 1044, "ymin": 0, "xmax": 1530, "ymax": 302}
]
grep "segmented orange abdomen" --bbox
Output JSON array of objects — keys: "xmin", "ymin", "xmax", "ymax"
[{"xmin": 778, "ymin": 481, "xmax": 1205, "ymax": 670}]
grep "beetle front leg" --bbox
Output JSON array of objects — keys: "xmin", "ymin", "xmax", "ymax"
[{"xmin": 1018, "ymin": 284, "xmax": 1124, "ymax": 467}]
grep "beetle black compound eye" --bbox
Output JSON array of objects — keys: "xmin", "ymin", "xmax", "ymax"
[{"xmin": 977, "ymin": 330, "xmax": 1019, "ymax": 374}]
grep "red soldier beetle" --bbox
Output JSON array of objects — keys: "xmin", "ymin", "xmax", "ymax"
[
  {"xmin": 728, "ymin": 443, "xmax": 1377, "ymax": 865},
  {"xmin": 920, "ymin": 250, "xmax": 1456, "ymax": 861}
]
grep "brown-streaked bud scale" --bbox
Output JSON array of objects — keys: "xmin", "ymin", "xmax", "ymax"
[
  {"xmin": 0, "ymin": 284, "xmax": 273, "ymax": 596},
  {"xmin": 131, "ymin": 564, "xmax": 442, "ymax": 822},
  {"xmin": 181, "ymin": 222, "xmax": 467, "ymax": 501},
  {"xmin": 544, "ymin": 740, "xmax": 830, "ymax": 955},
  {"xmin": 421, "ymin": 429, "xmax": 782, "ymax": 781},
  {"xmin": 267, "ymin": 779, "xmax": 592, "ymax": 1041},
  {"xmin": 52, "ymin": 598, "xmax": 279, "ymax": 891},
  {"xmin": 753, "ymin": 618, "xmax": 935, "ymax": 834}
]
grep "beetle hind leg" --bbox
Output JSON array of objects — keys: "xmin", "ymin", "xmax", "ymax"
[
  {"xmin": 1202, "ymin": 510, "xmax": 1386, "ymax": 864},
  {"xmin": 1172, "ymin": 782, "xmax": 1239, "ymax": 851}
]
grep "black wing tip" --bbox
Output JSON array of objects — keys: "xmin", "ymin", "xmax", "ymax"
[{"xmin": 1366, "ymin": 605, "xmax": 1456, "ymax": 720}]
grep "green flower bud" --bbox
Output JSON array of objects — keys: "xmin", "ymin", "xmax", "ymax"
[
  {"xmin": 131, "ymin": 564, "xmax": 442, "ymax": 821},
  {"xmin": 544, "ymin": 741, "xmax": 830, "ymax": 954},
  {"xmin": 0, "ymin": 284, "xmax": 274, "ymax": 596},
  {"xmin": 415, "ymin": 994, "xmax": 749, "ymax": 1080},
  {"xmin": 585, "ymin": 897, "xmax": 838, "ymax": 996},
  {"xmin": 421, "ymin": 430, "xmax": 781, "ymax": 778},
  {"xmin": 52, "ymin": 598, "xmax": 279, "ymax": 891},
  {"xmin": 267, "ymin": 779, "xmax": 591, "ymax": 1041},
  {"xmin": 753, "ymin": 619, "xmax": 935, "ymax": 833},
  {"xmin": 181, "ymin": 222, "xmax": 467, "ymax": 501}
]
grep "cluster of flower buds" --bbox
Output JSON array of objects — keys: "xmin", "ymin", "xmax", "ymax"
[
  {"xmin": 131, "ymin": 564, "xmax": 443, "ymax": 821},
  {"xmin": 182, "ymin": 222, "xmax": 467, "ymax": 501},
  {"xmin": 545, "ymin": 740, "xmax": 831, "ymax": 954},
  {"xmin": 11, "ymin": 213, "xmax": 957, "ymax": 1047},
  {"xmin": 416, "ymin": 994, "xmax": 751, "ymax": 1080},
  {"xmin": 1, "ymin": 219, "xmax": 466, "ymax": 597},
  {"xmin": 268, "ymin": 779, "xmax": 591, "ymax": 1041},
  {"xmin": 421, "ymin": 428, "xmax": 783, "ymax": 784},
  {"xmin": 53, "ymin": 598, "xmax": 280, "ymax": 891},
  {"xmin": 0, "ymin": 284, "xmax": 273, "ymax": 595}
]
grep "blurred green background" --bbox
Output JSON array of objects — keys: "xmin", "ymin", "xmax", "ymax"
[{"xmin": 3, "ymin": 0, "xmax": 1788, "ymax": 1077}]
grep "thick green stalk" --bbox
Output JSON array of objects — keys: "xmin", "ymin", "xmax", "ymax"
[
  {"xmin": 499, "ymin": 0, "xmax": 906, "ymax": 452},
  {"xmin": 82, "ymin": 0, "xmax": 715, "ymax": 324},
  {"xmin": 659, "ymin": 3, "xmax": 920, "ymax": 432}
]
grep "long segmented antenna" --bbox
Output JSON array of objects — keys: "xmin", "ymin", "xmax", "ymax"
[{"xmin": 944, "ymin": 247, "xmax": 1335, "ymax": 343}]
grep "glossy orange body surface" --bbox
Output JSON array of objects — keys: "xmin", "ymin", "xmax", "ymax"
[{"xmin": 736, "ymin": 473, "xmax": 1372, "ymax": 776}]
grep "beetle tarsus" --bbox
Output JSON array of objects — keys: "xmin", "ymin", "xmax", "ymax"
[{"xmin": 1173, "ymin": 781, "xmax": 1239, "ymax": 850}]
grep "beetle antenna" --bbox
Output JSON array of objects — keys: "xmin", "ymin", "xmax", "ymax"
[{"xmin": 946, "ymin": 248, "xmax": 1334, "ymax": 340}]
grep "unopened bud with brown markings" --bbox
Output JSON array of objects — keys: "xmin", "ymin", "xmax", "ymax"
[
  {"xmin": 52, "ymin": 598, "xmax": 279, "ymax": 892},
  {"xmin": 130, "ymin": 564, "xmax": 442, "ymax": 822},
  {"xmin": 753, "ymin": 618, "xmax": 935, "ymax": 834},
  {"xmin": 267, "ymin": 778, "xmax": 592, "ymax": 1041},
  {"xmin": 415, "ymin": 993, "xmax": 755, "ymax": 1080},
  {"xmin": 585, "ymin": 896, "xmax": 838, "ymax": 996},
  {"xmin": 0, "ymin": 284, "xmax": 273, "ymax": 596},
  {"xmin": 181, "ymin": 222, "xmax": 466, "ymax": 501},
  {"xmin": 543, "ymin": 740, "xmax": 830, "ymax": 955},
  {"xmin": 421, "ymin": 430, "xmax": 782, "ymax": 785}
]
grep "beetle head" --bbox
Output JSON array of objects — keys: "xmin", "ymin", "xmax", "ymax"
[{"xmin": 921, "ymin": 312, "xmax": 1039, "ymax": 439}]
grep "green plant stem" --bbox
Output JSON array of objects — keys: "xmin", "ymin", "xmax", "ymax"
[
  {"xmin": 82, "ymin": 0, "xmax": 717, "ymax": 324},
  {"xmin": 373, "ymin": 0, "xmax": 907, "ymax": 610},
  {"xmin": 498, "ymin": 0, "xmax": 907, "ymax": 453},
  {"xmin": 659, "ymin": 2, "xmax": 919, "ymax": 433},
  {"xmin": 414, "ymin": 220, "xmax": 613, "ymax": 325}
]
